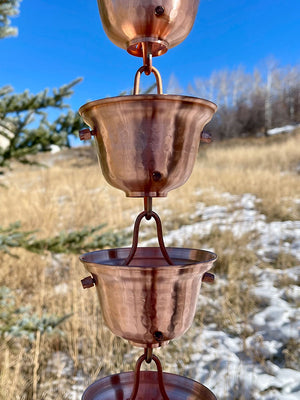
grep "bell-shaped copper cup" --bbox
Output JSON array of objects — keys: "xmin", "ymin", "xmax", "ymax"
[
  {"xmin": 97, "ymin": 0, "xmax": 200, "ymax": 57},
  {"xmin": 79, "ymin": 68, "xmax": 217, "ymax": 197},
  {"xmin": 80, "ymin": 247, "xmax": 217, "ymax": 348}
]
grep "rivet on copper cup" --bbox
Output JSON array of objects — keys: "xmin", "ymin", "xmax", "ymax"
[
  {"xmin": 155, "ymin": 6, "xmax": 165, "ymax": 16},
  {"xmin": 152, "ymin": 171, "xmax": 162, "ymax": 182}
]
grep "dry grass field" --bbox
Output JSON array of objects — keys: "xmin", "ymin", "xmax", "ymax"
[{"xmin": 0, "ymin": 129, "xmax": 299, "ymax": 399}]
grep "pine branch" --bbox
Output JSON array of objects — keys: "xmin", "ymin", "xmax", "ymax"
[
  {"xmin": 0, "ymin": 0, "xmax": 21, "ymax": 39},
  {"xmin": 24, "ymin": 224, "xmax": 129, "ymax": 254},
  {"xmin": 0, "ymin": 85, "xmax": 13, "ymax": 97},
  {"xmin": 0, "ymin": 78, "xmax": 83, "ymax": 169},
  {"xmin": 0, "ymin": 222, "xmax": 130, "ymax": 256},
  {"xmin": 0, "ymin": 286, "xmax": 73, "ymax": 341},
  {"xmin": 0, "ymin": 221, "xmax": 36, "ymax": 257},
  {"xmin": 0, "ymin": 78, "xmax": 82, "ymax": 117}
]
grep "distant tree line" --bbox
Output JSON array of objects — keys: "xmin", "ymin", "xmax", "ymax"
[{"xmin": 187, "ymin": 61, "xmax": 300, "ymax": 139}]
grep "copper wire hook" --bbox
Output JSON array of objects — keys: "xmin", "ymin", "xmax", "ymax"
[
  {"xmin": 128, "ymin": 352, "xmax": 170, "ymax": 400},
  {"xmin": 133, "ymin": 66, "xmax": 163, "ymax": 95},
  {"xmin": 122, "ymin": 210, "xmax": 173, "ymax": 266}
]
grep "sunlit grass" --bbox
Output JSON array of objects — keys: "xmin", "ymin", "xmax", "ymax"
[{"xmin": 0, "ymin": 130, "xmax": 299, "ymax": 399}]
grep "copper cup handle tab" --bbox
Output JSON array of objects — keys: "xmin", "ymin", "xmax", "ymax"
[
  {"xmin": 202, "ymin": 272, "xmax": 215, "ymax": 283},
  {"xmin": 79, "ymin": 128, "xmax": 96, "ymax": 141},
  {"xmin": 81, "ymin": 276, "xmax": 95, "ymax": 289},
  {"xmin": 200, "ymin": 132, "xmax": 212, "ymax": 143}
]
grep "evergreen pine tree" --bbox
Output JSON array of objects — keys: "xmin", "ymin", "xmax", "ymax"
[
  {"xmin": 0, "ymin": 0, "xmax": 20, "ymax": 38},
  {"xmin": 0, "ymin": 0, "xmax": 83, "ymax": 171}
]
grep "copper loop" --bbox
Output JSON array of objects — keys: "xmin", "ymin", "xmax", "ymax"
[
  {"xmin": 133, "ymin": 66, "xmax": 163, "ymax": 95},
  {"xmin": 128, "ymin": 352, "xmax": 170, "ymax": 400},
  {"xmin": 123, "ymin": 210, "xmax": 173, "ymax": 266}
]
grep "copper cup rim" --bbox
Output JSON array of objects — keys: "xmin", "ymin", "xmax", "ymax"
[
  {"xmin": 82, "ymin": 370, "xmax": 217, "ymax": 400},
  {"xmin": 79, "ymin": 246, "xmax": 217, "ymax": 270},
  {"xmin": 79, "ymin": 94, "xmax": 217, "ymax": 116}
]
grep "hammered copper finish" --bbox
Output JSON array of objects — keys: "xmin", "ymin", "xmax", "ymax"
[
  {"xmin": 79, "ymin": 95, "xmax": 216, "ymax": 197},
  {"xmin": 82, "ymin": 371, "xmax": 217, "ymax": 400},
  {"xmin": 97, "ymin": 0, "xmax": 200, "ymax": 57},
  {"xmin": 80, "ymin": 247, "xmax": 217, "ymax": 348}
]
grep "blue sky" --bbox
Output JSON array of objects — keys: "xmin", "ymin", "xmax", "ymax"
[{"xmin": 1, "ymin": 0, "xmax": 299, "ymax": 112}]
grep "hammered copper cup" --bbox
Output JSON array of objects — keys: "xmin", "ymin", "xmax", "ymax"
[
  {"xmin": 97, "ymin": 0, "xmax": 200, "ymax": 56},
  {"xmin": 80, "ymin": 247, "xmax": 217, "ymax": 348},
  {"xmin": 79, "ymin": 94, "xmax": 216, "ymax": 197}
]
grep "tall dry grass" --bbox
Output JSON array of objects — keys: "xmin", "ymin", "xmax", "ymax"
[
  {"xmin": 1, "ymin": 130, "xmax": 299, "ymax": 234},
  {"xmin": 174, "ymin": 130, "xmax": 300, "ymax": 221},
  {"xmin": 0, "ymin": 130, "xmax": 299, "ymax": 399}
]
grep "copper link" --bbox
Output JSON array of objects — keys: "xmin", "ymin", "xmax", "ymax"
[
  {"xmin": 123, "ymin": 210, "xmax": 173, "ymax": 266},
  {"xmin": 141, "ymin": 42, "xmax": 153, "ymax": 76},
  {"xmin": 144, "ymin": 196, "xmax": 152, "ymax": 220},
  {"xmin": 134, "ymin": 65, "xmax": 163, "ymax": 95},
  {"xmin": 145, "ymin": 347, "xmax": 153, "ymax": 364},
  {"xmin": 128, "ymin": 351, "xmax": 170, "ymax": 400}
]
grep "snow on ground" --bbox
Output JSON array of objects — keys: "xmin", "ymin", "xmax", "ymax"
[
  {"xmin": 189, "ymin": 263, "xmax": 300, "ymax": 400},
  {"xmin": 141, "ymin": 192, "xmax": 300, "ymax": 399},
  {"xmin": 65, "ymin": 192, "xmax": 299, "ymax": 399},
  {"xmin": 267, "ymin": 124, "xmax": 300, "ymax": 135},
  {"xmin": 143, "ymin": 192, "xmax": 300, "ymax": 262}
]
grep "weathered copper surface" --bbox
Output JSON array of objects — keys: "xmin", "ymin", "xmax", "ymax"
[
  {"xmin": 97, "ymin": 0, "xmax": 200, "ymax": 57},
  {"xmin": 80, "ymin": 247, "xmax": 217, "ymax": 347},
  {"xmin": 82, "ymin": 370, "xmax": 217, "ymax": 400},
  {"xmin": 79, "ymin": 94, "xmax": 216, "ymax": 197}
]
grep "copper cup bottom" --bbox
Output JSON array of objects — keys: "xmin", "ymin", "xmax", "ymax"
[{"xmin": 97, "ymin": 0, "xmax": 200, "ymax": 56}]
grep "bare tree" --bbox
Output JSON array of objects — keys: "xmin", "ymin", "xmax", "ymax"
[
  {"xmin": 282, "ymin": 65, "xmax": 300, "ymax": 123},
  {"xmin": 189, "ymin": 60, "xmax": 300, "ymax": 139},
  {"xmin": 167, "ymin": 74, "xmax": 183, "ymax": 94}
]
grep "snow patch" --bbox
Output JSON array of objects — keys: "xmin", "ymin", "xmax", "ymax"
[
  {"xmin": 50, "ymin": 144, "xmax": 61, "ymax": 153},
  {"xmin": 267, "ymin": 125, "xmax": 300, "ymax": 135}
]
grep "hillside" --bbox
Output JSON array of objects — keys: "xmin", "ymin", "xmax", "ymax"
[{"xmin": 0, "ymin": 130, "xmax": 299, "ymax": 399}]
